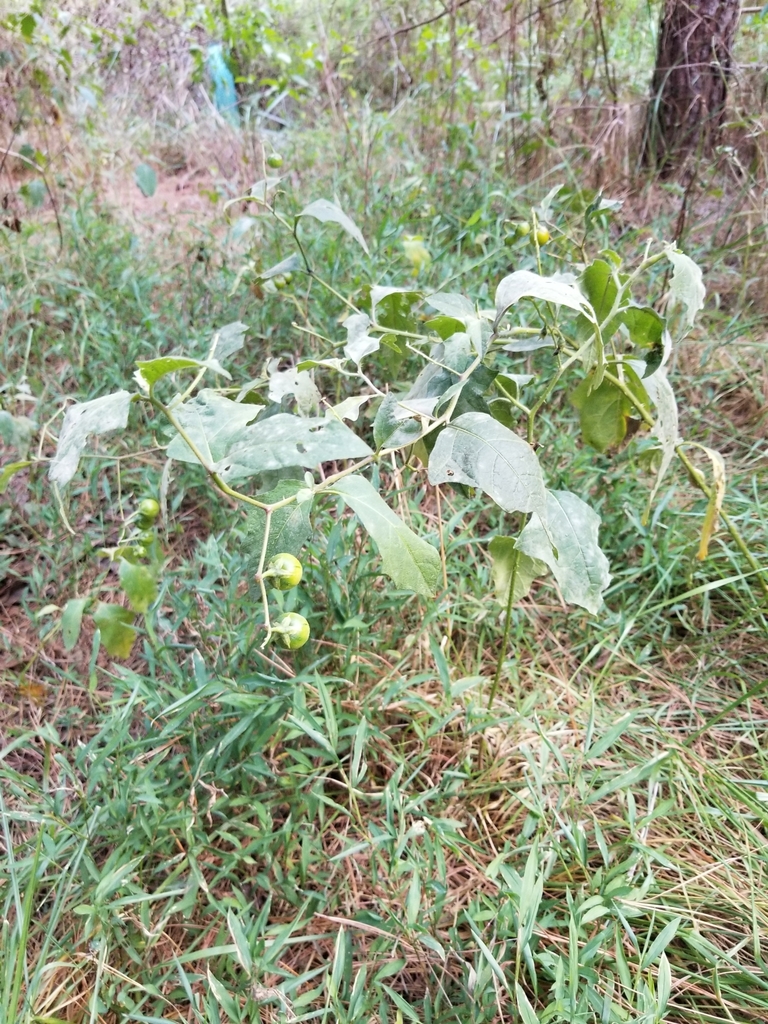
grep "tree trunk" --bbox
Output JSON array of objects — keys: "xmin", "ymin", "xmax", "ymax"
[{"xmin": 645, "ymin": 0, "xmax": 741, "ymax": 174}]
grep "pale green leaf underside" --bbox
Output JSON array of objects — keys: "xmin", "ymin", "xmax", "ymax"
[
  {"xmin": 666, "ymin": 246, "xmax": 705, "ymax": 331},
  {"xmin": 217, "ymin": 414, "xmax": 372, "ymax": 483},
  {"xmin": 330, "ymin": 475, "xmax": 440, "ymax": 597},
  {"xmin": 166, "ymin": 390, "xmax": 259, "ymax": 466},
  {"xmin": 516, "ymin": 489, "xmax": 611, "ymax": 614},
  {"xmin": 428, "ymin": 412, "xmax": 547, "ymax": 517},
  {"xmin": 488, "ymin": 537, "xmax": 547, "ymax": 604},
  {"xmin": 50, "ymin": 390, "xmax": 132, "ymax": 487}
]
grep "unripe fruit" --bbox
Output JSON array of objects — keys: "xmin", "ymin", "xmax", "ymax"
[
  {"xmin": 516, "ymin": 221, "xmax": 531, "ymax": 238},
  {"xmin": 274, "ymin": 612, "xmax": 310, "ymax": 650},
  {"xmin": 266, "ymin": 552, "xmax": 303, "ymax": 590},
  {"xmin": 138, "ymin": 529, "xmax": 156, "ymax": 544},
  {"xmin": 138, "ymin": 498, "xmax": 160, "ymax": 521},
  {"xmin": 267, "ymin": 153, "xmax": 284, "ymax": 169},
  {"xmin": 273, "ymin": 274, "xmax": 287, "ymax": 290},
  {"xmin": 283, "ymin": 271, "xmax": 293, "ymax": 285},
  {"xmin": 536, "ymin": 227, "xmax": 550, "ymax": 246}
]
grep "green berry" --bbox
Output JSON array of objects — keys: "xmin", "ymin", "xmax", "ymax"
[
  {"xmin": 274, "ymin": 613, "xmax": 310, "ymax": 650},
  {"xmin": 138, "ymin": 498, "xmax": 160, "ymax": 521},
  {"xmin": 536, "ymin": 227, "xmax": 550, "ymax": 246},
  {"xmin": 267, "ymin": 153, "xmax": 284, "ymax": 169},
  {"xmin": 266, "ymin": 553, "xmax": 303, "ymax": 590}
]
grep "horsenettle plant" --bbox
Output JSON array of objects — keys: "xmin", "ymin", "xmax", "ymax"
[{"xmin": 30, "ymin": 178, "xmax": 767, "ymax": 677}]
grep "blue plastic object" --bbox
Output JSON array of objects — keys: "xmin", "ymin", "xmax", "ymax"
[{"xmin": 207, "ymin": 43, "xmax": 239, "ymax": 125}]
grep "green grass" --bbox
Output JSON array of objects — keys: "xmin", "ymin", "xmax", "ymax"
[{"xmin": 2, "ymin": 11, "xmax": 768, "ymax": 1018}]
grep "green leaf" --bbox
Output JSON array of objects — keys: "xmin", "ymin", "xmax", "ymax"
[
  {"xmin": 135, "ymin": 356, "xmax": 231, "ymax": 389},
  {"xmin": 0, "ymin": 460, "xmax": 31, "ymax": 494},
  {"xmin": 427, "ymin": 412, "xmax": 547, "ymax": 517},
  {"xmin": 134, "ymin": 162, "xmax": 157, "ymax": 198},
  {"xmin": 371, "ymin": 287, "xmax": 422, "ymax": 336},
  {"xmin": 515, "ymin": 983, "xmax": 541, "ymax": 1024},
  {"xmin": 580, "ymin": 259, "xmax": 618, "ymax": 322},
  {"xmin": 206, "ymin": 968, "xmax": 240, "ymax": 1020},
  {"xmin": 571, "ymin": 367, "xmax": 648, "ymax": 453},
  {"xmin": 373, "ymin": 392, "xmax": 423, "ymax": 451},
  {"xmin": 516, "ymin": 490, "xmax": 612, "ymax": 614},
  {"xmin": 665, "ymin": 246, "xmax": 705, "ymax": 331},
  {"xmin": 641, "ymin": 917, "xmax": 681, "ymax": 970},
  {"xmin": 210, "ymin": 321, "xmax": 248, "ymax": 360},
  {"xmin": 330, "ymin": 475, "xmax": 440, "ymax": 597},
  {"xmin": 119, "ymin": 560, "xmax": 158, "ymax": 614},
  {"xmin": 49, "ymin": 391, "xmax": 132, "ymax": 487},
  {"xmin": 92, "ymin": 603, "xmax": 137, "ymax": 659},
  {"xmin": 267, "ymin": 367, "xmax": 321, "ymax": 415},
  {"xmin": 217, "ymin": 414, "xmax": 372, "ymax": 483},
  {"xmin": 245, "ymin": 480, "xmax": 313, "ymax": 571},
  {"xmin": 425, "ymin": 315, "xmax": 467, "ymax": 340},
  {"xmin": 20, "ymin": 178, "xmax": 46, "ymax": 209},
  {"xmin": 495, "ymin": 269, "xmax": 593, "ymax": 324},
  {"xmin": 297, "ymin": 198, "xmax": 369, "ymax": 254},
  {"xmin": 61, "ymin": 597, "xmax": 89, "ymax": 651},
  {"xmin": 619, "ymin": 305, "xmax": 664, "ymax": 349},
  {"xmin": 488, "ymin": 538, "xmax": 547, "ymax": 604},
  {"xmin": 166, "ymin": 390, "xmax": 259, "ymax": 467}
]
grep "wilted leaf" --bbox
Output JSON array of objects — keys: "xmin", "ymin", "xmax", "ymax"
[{"xmin": 696, "ymin": 446, "xmax": 726, "ymax": 560}]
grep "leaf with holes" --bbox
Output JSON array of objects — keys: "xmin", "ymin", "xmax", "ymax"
[
  {"xmin": 166, "ymin": 390, "xmax": 259, "ymax": 467},
  {"xmin": 217, "ymin": 414, "xmax": 372, "ymax": 483}
]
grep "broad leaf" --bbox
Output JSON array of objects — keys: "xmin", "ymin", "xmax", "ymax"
[
  {"xmin": 135, "ymin": 356, "xmax": 230, "ymax": 389},
  {"xmin": 217, "ymin": 414, "xmax": 372, "ymax": 483},
  {"xmin": 488, "ymin": 538, "xmax": 547, "ymax": 604},
  {"xmin": 92, "ymin": 603, "xmax": 137, "ymax": 659},
  {"xmin": 343, "ymin": 312, "xmax": 379, "ymax": 364},
  {"xmin": 134, "ymin": 162, "xmax": 157, "ymax": 198},
  {"xmin": 495, "ymin": 269, "xmax": 592, "ymax": 324},
  {"xmin": 330, "ymin": 475, "xmax": 440, "ymax": 597},
  {"xmin": 517, "ymin": 490, "xmax": 611, "ymax": 614},
  {"xmin": 245, "ymin": 480, "xmax": 313, "ymax": 569},
  {"xmin": 268, "ymin": 368, "xmax": 321, "ymax": 415},
  {"xmin": 425, "ymin": 315, "xmax": 466, "ymax": 340},
  {"xmin": 619, "ymin": 305, "xmax": 664, "ymax": 349},
  {"xmin": 119, "ymin": 560, "xmax": 158, "ymax": 614},
  {"xmin": 580, "ymin": 259, "xmax": 618, "ymax": 322},
  {"xmin": 298, "ymin": 199, "xmax": 369, "ymax": 254},
  {"xmin": 327, "ymin": 395, "xmax": 370, "ymax": 422},
  {"xmin": 426, "ymin": 292, "xmax": 475, "ymax": 319},
  {"xmin": 427, "ymin": 412, "xmax": 547, "ymax": 517},
  {"xmin": 371, "ymin": 288, "xmax": 422, "ymax": 336},
  {"xmin": 50, "ymin": 390, "xmax": 132, "ymax": 487},
  {"xmin": 61, "ymin": 597, "xmax": 89, "ymax": 651},
  {"xmin": 166, "ymin": 390, "xmax": 259, "ymax": 467},
  {"xmin": 666, "ymin": 246, "xmax": 705, "ymax": 331},
  {"xmin": 571, "ymin": 368, "xmax": 648, "ymax": 453}
]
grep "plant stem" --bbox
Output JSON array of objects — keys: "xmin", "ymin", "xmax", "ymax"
[{"xmin": 488, "ymin": 544, "xmax": 521, "ymax": 708}]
